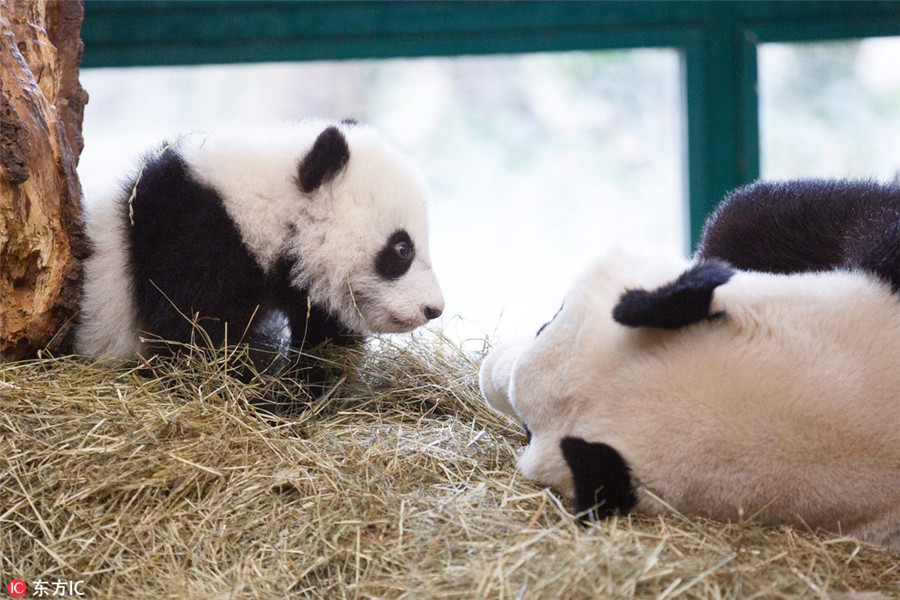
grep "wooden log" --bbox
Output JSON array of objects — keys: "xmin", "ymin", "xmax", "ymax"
[{"xmin": 0, "ymin": 0, "xmax": 87, "ymax": 360}]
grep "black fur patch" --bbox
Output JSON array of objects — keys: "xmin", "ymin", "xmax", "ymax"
[
  {"xmin": 297, "ymin": 126, "xmax": 350, "ymax": 193},
  {"xmin": 846, "ymin": 219, "xmax": 900, "ymax": 293},
  {"xmin": 375, "ymin": 230, "xmax": 415, "ymax": 280},
  {"xmin": 269, "ymin": 257, "xmax": 357, "ymax": 349},
  {"xmin": 560, "ymin": 437, "xmax": 637, "ymax": 519},
  {"xmin": 612, "ymin": 261, "xmax": 734, "ymax": 329},
  {"xmin": 124, "ymin": 145, "xmax": 356, "ymax": 400},
  {"xmin": 126, "ymin": 146, "xmax": 268, "ymax": 351},
  {"xmin": 697, "ymin": 179, "xmax": 900, "ymax": 292}
]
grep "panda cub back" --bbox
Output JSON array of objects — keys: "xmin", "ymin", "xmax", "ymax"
[{"xmin": 76, "ymin": 121, "xmax": 444, "ymax": 374}]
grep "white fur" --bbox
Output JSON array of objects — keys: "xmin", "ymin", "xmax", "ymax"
[
  {"xmin": 75, "ymin": 187, "xmax": 144, "ymax": 360},
  {"xmin": 480, "ymin": 249, "xmax": 900, "ymax": 549},
  {"xmin": 77, "ymin": 121, "xmax": 443, "ymax": 363}
]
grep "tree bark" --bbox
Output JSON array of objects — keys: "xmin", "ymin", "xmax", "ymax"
[{"xmin": 0, "ymin": 0, "xmax": 87, "ymax": 360}]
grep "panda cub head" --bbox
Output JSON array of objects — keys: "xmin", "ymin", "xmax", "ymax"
[{"xmin": 179, "ymin": 120, "xmax": 444, "ymax": 336}]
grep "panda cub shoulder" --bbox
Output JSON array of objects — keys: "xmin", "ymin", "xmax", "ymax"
[{"xmin": 76, "ymin": 120, "xmax": 444, "ymax": 373}]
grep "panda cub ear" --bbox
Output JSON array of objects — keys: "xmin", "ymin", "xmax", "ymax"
[
  {"xmin": 297, "ymin": 126, "xmax": 351, "ymax": 193},
  {"xmin": 612, "ymin": 260, "xmax": 734, "ymax": 329}
]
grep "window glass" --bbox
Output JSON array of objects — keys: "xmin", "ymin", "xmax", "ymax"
[{"xmin": 758, "ymin": 37, "xmax": 900, "ymax": 182}]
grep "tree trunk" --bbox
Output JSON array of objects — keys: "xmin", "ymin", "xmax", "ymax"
[{"xmin": 0, "ymin": 0, "xmax": 87, "ymax": 360}]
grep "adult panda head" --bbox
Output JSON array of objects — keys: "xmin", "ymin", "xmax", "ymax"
[
  {"xmin": 480, "ymin": 249, "xmax": 900, "ymax": 548},
  {"xmin": 176, "ymin": 120, "xmax": 444, "ymax": 336},
  {"xmin": 479, "ymin": 250, "xmax": 702, "ymax": 513}
]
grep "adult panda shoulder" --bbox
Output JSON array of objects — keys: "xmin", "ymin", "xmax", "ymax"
[
  {"xmin": 480, "ymin": 249, "xmax": 900, "ymax": 549},
  {"xmin": 77, "ymin": 120, "xmax": 444, "ymax": 391},
  {"xmin": 696, "ymin": 178, "xmax": 900, "ymax": 292}
]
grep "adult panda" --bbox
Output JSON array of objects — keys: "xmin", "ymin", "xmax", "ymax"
[
  {"xmin": 77, "ymin": 120, "xmax": 444, "ymax": 394},
  {"xmin": 479, "ymin": 250, "xmax": 900, "ymax": 549},
  {"xmin": 696, "ymin": 179, "xmax": 900, "ymax": 292}
]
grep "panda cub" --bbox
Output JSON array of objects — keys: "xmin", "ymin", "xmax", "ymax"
[
  {"xmin": 77, "ymin": 121, "xmax": 444, "ymax": 387},
  {"xmin": 697, "ymin": 178, "xmax": 900, "ymax": 292},
  {"xmin": 480, "ymin": 250, "xmax": 900, "ymax": 549}
]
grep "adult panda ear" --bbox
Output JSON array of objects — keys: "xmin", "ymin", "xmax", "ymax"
[
  {"xmin": 612, "ymin": 260, "xmax": 734, "ymax": 329},
  {"xmin": 559, "ymin": 437, "xmax": 637, "ymax": 519},
  {"xmin": 297, "ymin": 126, "xmax": 350, "ymax": 193}
]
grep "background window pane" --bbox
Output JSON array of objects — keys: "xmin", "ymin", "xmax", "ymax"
[
  {"xmin": 758, "ymin": 37, "xmax": 900, "ymax": 182},
  {"xmin": 79, "ymin": 50, "xmax": 684, "ymax": 345}
]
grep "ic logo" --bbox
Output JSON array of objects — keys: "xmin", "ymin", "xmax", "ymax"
[{"xmin": 7, "ymin": 579, "xmax": 26, "ymax": 597}]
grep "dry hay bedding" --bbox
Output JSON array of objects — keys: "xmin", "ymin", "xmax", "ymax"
[{"xmin": 1, "ymin": 332, "xmax": 898, "ymax": 599}]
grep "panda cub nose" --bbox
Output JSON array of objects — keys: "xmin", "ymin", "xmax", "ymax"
[{"xmin": 423, "ymin": 306, "xmax": 443, "ymax": 320}]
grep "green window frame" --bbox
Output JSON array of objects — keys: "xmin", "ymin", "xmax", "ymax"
[{"xmin": 81, "ymin": 0, "xmax": 900, "ymax": 248}]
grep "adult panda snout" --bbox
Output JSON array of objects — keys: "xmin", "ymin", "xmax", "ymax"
[{"xmin": 479, "ymin": 341, "xmax": 527, "ymax": 424}]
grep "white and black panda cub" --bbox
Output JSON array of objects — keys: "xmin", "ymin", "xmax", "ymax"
[
  {"xmin": 480, "ymin": 250, "xmax": 900, "ymax": 549},
  {"xmin": 77, "ymin": 120, "xmax": 444, "ymax": 392},
  {"xmin": 697, "ymin": 178, "xmax": 900, "ymax": 292}
]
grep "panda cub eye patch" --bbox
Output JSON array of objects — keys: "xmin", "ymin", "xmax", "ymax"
[{"xmin": 375, "ymin": 230, "xmax": 416, "ymax": 280}]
